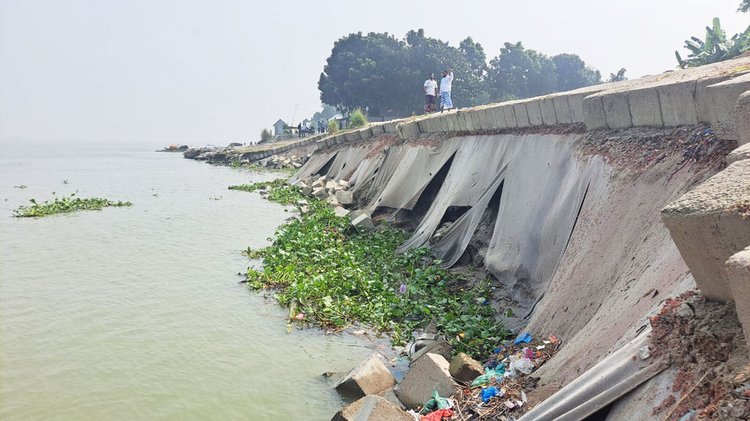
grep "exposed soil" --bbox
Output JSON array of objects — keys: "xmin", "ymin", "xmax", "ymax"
[{"xmin": 649, "ymin": 291, "xmax": 750, "ymax": 420}]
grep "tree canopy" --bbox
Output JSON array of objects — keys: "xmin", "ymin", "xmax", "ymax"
[
  {"xmin": 675, "ymin": 18, "xmax": 750, "ymax": 68},
  {"xmin": 318, "ymin": 30, "xmax": 604, "ymax": 118}
]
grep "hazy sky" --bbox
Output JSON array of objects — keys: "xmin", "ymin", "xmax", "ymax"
[{"xmin": 1, "ymin": 0, "xmax": 747, "ymax": 145}]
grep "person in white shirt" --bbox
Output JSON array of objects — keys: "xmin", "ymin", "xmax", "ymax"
[
  {"xmin": 423, "ymin": 74, "xmax": 438, "ymax": 113},
  {"xmin": 439, "ymin": 69, "xmax": 454, "ymax": 112}
]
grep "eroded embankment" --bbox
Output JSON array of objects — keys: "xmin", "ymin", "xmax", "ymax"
[{"xmin": 289, "ymin": 124, "xmax": 734, "ymax": 413}]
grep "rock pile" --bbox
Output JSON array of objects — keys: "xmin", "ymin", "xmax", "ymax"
[
  {"xmin": 292, "ymin": 175, "xmax": 373, "ymax": 228},
  {"xmin": 260, "ymin": 154, "xmax": 307, "ymax": 170}
]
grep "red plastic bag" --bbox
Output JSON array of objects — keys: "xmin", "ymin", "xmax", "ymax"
[{"xmin": 421, "ymin": 408, "xmax": 454, "ymax": 421}]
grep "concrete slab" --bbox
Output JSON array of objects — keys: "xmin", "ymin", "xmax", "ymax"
[
  {"xmin": 397, "ymin": 121, "xmax": 420, "ymax": 140},
  {"xmin": 492, "ymin": 105, "xmax": 508, "ymax": 129},
  {"xmin": 728, "ymin": 246, "xmax": 750, "ymax": 343},
  {"xmin": 553, "ymin": 95, "xmax": 573, "ymax": 124},
  {"xmin": 728, "ymin": 143, "xmax": 750, "ymax": 164},
  {"xmin": 335, "ymin": 353, "xmax": 396, "ymax": 398},
  {"xmin": 568, "ymin": 93, "xmax": 588, "ymax": 123},
  {"xmin": 503, "ymin": 104, "xmax": 518, "ymax": 128},
  {"xmin": 702, "ymin": 73, "xmax": 750, "ymax": 140},
  {"xmin": 394, "ymin": 353, "xmax": 456, "ymax": 409},
  {"xmin": 470, "ymin": 108, "xmax": 482, "ymax": 131},
  {"xmin": 657, "ymin": 81, "xmax": 699, "ymax": 126},
  {"xmin": 583, "ymin": 95, "xmax": 607, "ymax": 130},
  {"xmin": 628, "ymin": 88, "xmax": 663, "ymax": 127},
  {"xmin": 370, "ymin": 124, "xmax": 385, "ymax": 135},
  {"xmin": 737, "ymin": 90, "xmax": 750, "ymax": 146},
  {"xmin": 332, "ymin": 395, "xmax": 412, "ymax": 421},
  {"xmin": 514, "ymin": 103, "xmax": 530, "ymax": 127},
  {"xmin": 526, "ymin": 100, "xmax": 544, "ymax": 126},
  {"xmin": 345, "ymin": 131, "xmax": 361, "ymax": 143},
  {"xmin": 540, "ymin": 98, "xmax": 557, "ymax": 126},
  {"xmin": 662, "ymin": 160, "xmax": 750, "ymax": 301},
  {"xmin": 482, "ymin": 107, "xmax": 497, "ymax": 130},
  {"xmin": 464, "ymin": 110, "xmax": 476, "ymax": 132},
  {"xmin": 602, "ymin": 93, "xmax": 632, "ymax": 129}
]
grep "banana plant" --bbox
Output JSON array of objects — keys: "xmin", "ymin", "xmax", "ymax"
[{"xmin": 675, "ymin": 18, "xmax": 750, "ymax": 68}]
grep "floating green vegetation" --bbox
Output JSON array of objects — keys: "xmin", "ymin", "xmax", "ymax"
[
  {"xmin": 13, "ymin": 194, "xmax": 132, "ymax": 218},
  {"xmin": 228, "ymin": 179, "xmax": 302, "ymax": 205},
  {"xmin": 242, "ymin": 180, "xmax": 509, "ymax": 357}
]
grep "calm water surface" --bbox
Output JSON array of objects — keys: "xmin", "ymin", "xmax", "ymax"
[{"xmin": 0, "ymin": 141, "xmax": 376, "ymax": 420}]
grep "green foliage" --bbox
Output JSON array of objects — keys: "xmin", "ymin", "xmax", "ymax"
[
  {"xmin": 319, "ymin": 30, "xmax": 604, "ymax": 115},
  {"xmin": 242, "ymin": 181, "xmax": 510, "ymax": 357},
  {"xmin": 740, "ymin": 0, "xmax": 750, "ymax": 12},
  {"xmin": 552, "ymin": 53, "xmax": 602, "ymax": 91},
  {"xmin": 349, "ymin": 108, "xmax": 368, "ymax": 128},
  {"xmin": 675, "ymin": 18, "xmax": 750, "ymax": 68},
  {"xmin": 607, "ymin": 68, "xmax": 628, "ymax": 83},
  {"xmin": 327, "ymin": 120, "xmax": 340, "ymax": 133},
  {"xmin": 260, "ymin": 129, "xmax": 273, "ymax": 142},
  {"xmin": 229, "ymin": 179, "xmax": 302, "ymax": 204},
  {"xmin": 13, "ymin": 193, "xmax": 132, "ymax": 217}
]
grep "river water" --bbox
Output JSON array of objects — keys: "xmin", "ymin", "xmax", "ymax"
[{"xmin": 0, "ymin": 141, "xmax": 376, "ymax": 420}]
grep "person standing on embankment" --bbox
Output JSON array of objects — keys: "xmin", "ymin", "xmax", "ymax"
[
  {"xmin": 439, "ymin": 69, "xmax": 454, "ymax": 112},
  {"xmin": 424, "ymin": 73, "xmax": 438, "ymax": 113}
]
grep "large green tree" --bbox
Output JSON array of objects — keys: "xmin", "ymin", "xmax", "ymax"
[
  {"xmin": 486, "ymin": 42, "xmax": 557, "ymax": 101},
  {"xmin": 740, "ymin": 0, "xmax": 749, "ymax": 12},
  {"xmin": 318, "ymin": 32, "xmax": 415, "ymax": 117},
  {"xmin": 552, "ymin": 53, "xmax": 601, "ymax": 91}
]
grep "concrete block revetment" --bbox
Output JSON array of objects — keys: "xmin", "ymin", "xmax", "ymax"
[
  {"xmin": 602, "ymin": 93, "xmax": 632, "ymax": 129},
  {"xmin": 728, "ymin": 247, "xmax": 750, "ymax": 344},
  {"xmin": 526, "ymin": 100, "xmax": 544, "ymax": 126},
  {"xmin": 335, "ymin": 353, "xmax": 396, "ymax": 398},
  {"xmin": 514, "ymin": 103, "xmax": 530, "ymax": 127},
  {"xmin": 540, "ymin": 98, "xmax": 557, "ymax": 126},
  {"xmin": 736, "ymin": 90, "xmax": 750, "ymax": 146},
  {"xmin": 553, "ymin": 95, "xmax": 573, "ymax": 124},
  {"xmin": 332, "ymin": 395, "xmax": 412, "ymax": 421},
  {"xmin": 492, "ymin": 105, "xmax": 508, "ymax": 129},
  {"xmin": 628, "ymin": 88, "xmax": 663, "ymax": 127},
  {"xmin": 394, "ymin": 353, "xmax": 456, "ymax": 409},
  {"xmin": 662, "ymin": 160, "xmax": 750, "ymax": 301},
  {"xmin": 503, "ymin": 104, "xmax": 518, "ymax": 128},
  {"xmin": 658, "ymin": 81, "xmax": 699, "ymax": 126},
  {"xmin": 583, "ymin": 95, "xmax": 607, "ymax": 130}
]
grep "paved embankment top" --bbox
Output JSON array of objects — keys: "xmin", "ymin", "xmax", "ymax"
[{"xmin": 223, "ymin": 56, "xmax": 750, "ymax": 162}]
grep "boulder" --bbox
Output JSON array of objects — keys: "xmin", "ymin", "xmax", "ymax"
[
  {"xmin": 325, "ymin": 180, "xmax": 339, "ymax": 190},
  {"xmin": 335, "ymin": 190, "xmax": 354, "ymax": 206},
  {"xmin": 326, "ymin": 195, "xmax": 340, "ymax": 206},
  {"xmin": 313, "ymin": 187, "xmax": 328, "ymax": 199},
  {"xmin": 335, "ymin": 354, "xmax": 396, "ymax": 399},
  {"xmin": 394, "ymin": 353, "xmax": 456, "ymax": 409},
  {"xmin": 312, "ymin": 179, "xmax": 325, "ymax": 188},
  {"xmin": 292, "ymin": 162, "xmax": 302, "ymax": 168},
  {"xmin": 449, "ymin": 353, "xmax": 484, "ymax": 383},
  {"xmin": 301, "ymin": 186, "xmax": 313, "ymax": 196},
  {"xmin": 376, "ymin": 387, "xmax": 405, "ymax": 410},
  {"xmin": 331, "ymin": 395, "xmax": 412, "ymax": 421},
  {"xmin": 334, "ymin": 206, "xmax": 350, "ymax": 217},
  {"xmin": 338, "ymin": 179, "xmax": 350, "ymax": 188},
  {"xmin": 409, "ymin": 337, "xmax": 452, "ymax": 365},
  {"xmin": 351, "ymin": 214, "xmax": 375, "ymax": 231}
]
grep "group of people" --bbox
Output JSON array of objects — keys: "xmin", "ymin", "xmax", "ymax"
[
  {"xmin": 423, "ymin": 69, "xmax": 453, "ymax": 113},
  {"xmin": 297, "ymin": 120, "xmax": 327, "ymax": 137}
]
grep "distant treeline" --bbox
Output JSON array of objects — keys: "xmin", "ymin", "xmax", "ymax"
[{"xmin": 318, "ymin": 29, "xmax": 621, "ymax": 118}]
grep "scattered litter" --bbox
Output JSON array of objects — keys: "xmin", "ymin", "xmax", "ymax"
[
  {"xmin": 419, "ymin": 390, "xmax": 452, "ymax": 415},
  {"xmin": 454, "ymin": 332, "xmax": 561, "ymax": 419},
  {"xmin": 419, "ymin": 408, "xmax": 454, "ymax": 421},
  {"xmin": 481, "ymin": 386, "xmax": 502, "ymax": 403},
  {"xmin": 513, "ymin": 332, "xmax": 532, "ymax": 345}
]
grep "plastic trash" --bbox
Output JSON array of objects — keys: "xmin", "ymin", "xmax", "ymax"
[
  {"xmin": 513, "ymin": 332, "xmax": 532, "ymax": 345},
  {"xmin": 470, "ymin": 365, "xmax": 506, "ymax": 387},
  {"xmin": 419, "ymin": 390, "xmax": 452, "ymax": 415},
  {"xmin": 507, "ymin": 356, "xmax": 534, "ymax": 376},
  {"xmin": 523, "ymin": 347, "xmax": 535, "ymax": 359},
  {"xmin": 420, "ymin": 409, "xmax": 454, "ymax": 421},
  {"xmin": 481, "ymin": 386, "xmax": 503, "ymax": 403}
]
